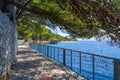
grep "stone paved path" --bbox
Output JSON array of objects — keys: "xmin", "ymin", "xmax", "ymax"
[{"xmin": 8, "ymin": 47, "xmax": 86, "ymax": 80}]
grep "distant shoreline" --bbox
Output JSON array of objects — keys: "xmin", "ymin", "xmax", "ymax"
[{"xmin": 18, "ymin": 40, "xmax": 78, "ymax": 45}]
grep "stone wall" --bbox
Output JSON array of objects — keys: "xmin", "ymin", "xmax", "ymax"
[{"xmin": 0, "ymin": 11, "xmax": 17, "ymax": 80}]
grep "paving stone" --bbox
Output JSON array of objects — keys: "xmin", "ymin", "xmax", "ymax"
[{"xmin": 8, "ymin": 47, "xmax": 86, "ymax": 80}]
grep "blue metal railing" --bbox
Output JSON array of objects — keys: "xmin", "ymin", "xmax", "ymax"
[{"xmin": 30, "ymin": 44, "xmax": 120, "ymax": 80}]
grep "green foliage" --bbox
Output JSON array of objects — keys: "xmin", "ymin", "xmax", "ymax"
[
  {"xmin": 110, "ymin": 0, "xmax": 120, "ymax": 10},
  {"xmin": 17, "ymin": 0, "xmax": 94, "ymax": 39},
  {"xmin": 17, "ymin": 18, "xmax": 75, "ymax": 41},
  {"xmin": 16, "ymin": 0, "xmax": 120, "ymax": 44}
]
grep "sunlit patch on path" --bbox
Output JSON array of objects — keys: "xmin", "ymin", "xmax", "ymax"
[{"xmin": 8, "ymin": 47, "xmax": 86, "ymax": 80}]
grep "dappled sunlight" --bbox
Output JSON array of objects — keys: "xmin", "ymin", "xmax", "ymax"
[{"xmin": 8, "ymin": 48, "xmax": 85, "ymax": 80}]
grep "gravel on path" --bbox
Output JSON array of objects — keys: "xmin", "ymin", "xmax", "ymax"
[{"xmin": 8, "ymin": 47, "xmax": 86, "ymax": 80}]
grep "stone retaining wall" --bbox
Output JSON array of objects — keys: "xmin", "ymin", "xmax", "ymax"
[{"xmin": 0, "ymin": 11, "xmax": 17, "ymax": 80}]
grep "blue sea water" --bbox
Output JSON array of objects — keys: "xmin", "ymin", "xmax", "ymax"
[
  {"xmin": 48, "ymin": 41, "xmax": 120, "ymax": 59},
  {"xmin": 30, "ymin": 41, "xmax": 120, "ymax": 80}
]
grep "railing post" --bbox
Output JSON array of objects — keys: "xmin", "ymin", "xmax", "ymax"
[
  {"xmin": 63, "ymin": 49, "xmax": 66, "ymax": 66},
  {"xmin": 43, "ymin": 45, "xmax": 44, "ymax": 54},
  {"xmin": 47, "ymin": 46, "xmax": 49, "ymax": 57},
  {"xmin": 92, "ymin": 55, "xmax": 95, "ymax": 80},
  {"xmin": 54, "ymin": 47, "xmax": 55, "ymax": 59},
  {"xmin": 79, "ymin": 53, "xmax": 81, "ymax": 73},
  {"xmin": 44, "ymin": 45, "xmax": 45, "ymax": 53},
  {"xmin": 42, "ymin": 45, "xmax": 44, "ymax": 53},
  {"xmin": 45, "ymin": 45, "xmax": 47, "ymax": 55},
  {"xmin": 45, "ymin": 45, "xmax": 46, "ymax": 55},
  {"xmin": 41, "ymin": 45, "xmax": 43, "ymax": 53},
  {"xmin": 50, "ymin": 47, "xmax": 52, "ymax": 58},
  {"xmin": 44, "ymin": 45, "xmax": 46, "ymax": 55},
  {"xmin": 71, "ymin": 50, "xmax": 72, "ymax": 69},
  {"xmin": 114, "ymin": 59, "xmax": 120, "ymax": 80},
  {"xmin": 44, "ymin": 45, "xmax": 45, "ymax": 54},
  {"xmin": 58, "ymin": 48, "xmax": 59, "ymax": 62},
  {"xmin": 44, "ymin": 45, "xmax": 46, "ymax": 54},
  {"xmin": 40, "ymin": 44, "xmax": 41, "ymax": 53}
]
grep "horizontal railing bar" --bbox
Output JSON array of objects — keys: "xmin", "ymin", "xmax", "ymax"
[
  {"xmin": 55, "ymin": 62, "xmax": 89, "ymax": 80},
  {"xmin": 30, "ymin": 44, "xmax": 120, "ymax": 80},
  {"xmin": 43, "ymin": 44, "xmax": 119, "ymax": 60}
]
